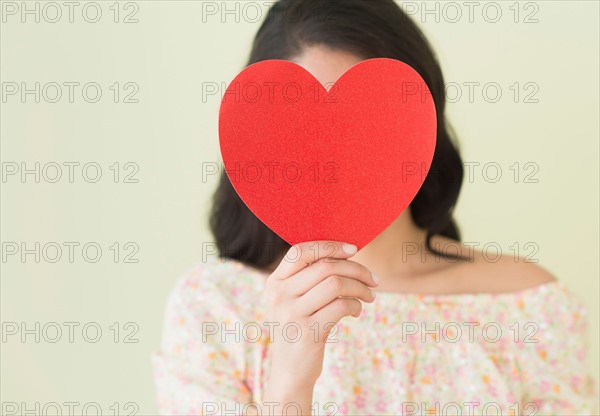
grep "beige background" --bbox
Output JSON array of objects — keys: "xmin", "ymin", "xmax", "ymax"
[{"xmin": 1, "ymin": 1, "xmax": 598, "ymax": 413}]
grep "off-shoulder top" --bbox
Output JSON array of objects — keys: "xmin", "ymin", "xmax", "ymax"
[{"xmin": 153, "ymin": 257, "xmax": 598, "ymax": 415}]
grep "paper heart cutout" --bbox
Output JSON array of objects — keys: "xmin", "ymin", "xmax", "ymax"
[{"xmin": 219, "ymin": 58, "xmax": 436, "ymax": 249}]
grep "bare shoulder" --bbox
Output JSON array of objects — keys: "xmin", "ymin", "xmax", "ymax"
[{"xmin": 430, "ymin": 235, "xmax": 557, "ymax": 294}]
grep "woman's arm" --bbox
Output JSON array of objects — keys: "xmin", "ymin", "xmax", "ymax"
[
  {"xmin": 153, "ymin": 241, "xmax": 378, "ymax": 415},
  {"xmin": 153, "ymin": 271, "xmax": 254, "ymax": 414},
  {"xmin": 257, "ymin": 240, "xmax": 378, "ymax": 415},
  {"xmin": 518, "ymin": 283, "xmax": 599, "ymax": 415}
]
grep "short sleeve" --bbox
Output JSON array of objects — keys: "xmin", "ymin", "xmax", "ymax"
[
  {"xmin": 152, "ymin": 267, "xmax": 254, "ymax": 415},
  {"xmin": 518, "ymin": 288, "xmax": 599, "ymax": 415}
]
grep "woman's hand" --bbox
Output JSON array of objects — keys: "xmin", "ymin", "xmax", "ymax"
[{"xmin": 261, "ymin": 241, "xmax": 378, "ymax": 414}]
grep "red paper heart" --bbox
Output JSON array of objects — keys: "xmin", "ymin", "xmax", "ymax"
[{"xmin": 219, "ymin": 58, "xmax": 436, "ymax": 249}]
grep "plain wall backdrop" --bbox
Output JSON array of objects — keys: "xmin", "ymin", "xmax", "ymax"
[{"xmin": 1, "ymin": 1, "xmax": 598, "ymax": 413}]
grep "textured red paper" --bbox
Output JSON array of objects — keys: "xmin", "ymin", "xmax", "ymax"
[{"xmin": 219, "ymin": 58, "xmax": 436, "ymax": 249}]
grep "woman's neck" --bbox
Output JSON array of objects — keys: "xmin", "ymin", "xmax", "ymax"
[
  {"xmin": 261, "ymin": 210, "xmax": 432, "ymax": 277},
  {"xmin": 349, "ymin": 209, "xmax": 430, "ymax": 278}
]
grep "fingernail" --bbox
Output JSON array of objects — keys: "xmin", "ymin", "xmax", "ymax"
[
  {"xmin": 342, "ymin": 243, "xmax": 357, "ymax": 254},
  {"xmin": 372, "ymin": 273, "xmax": 381, "ymax": 285}
]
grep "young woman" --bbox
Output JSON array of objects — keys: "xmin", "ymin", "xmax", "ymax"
[{"xmin": 153, "ymin": 0, "xmax": 598, "ymax": 414}]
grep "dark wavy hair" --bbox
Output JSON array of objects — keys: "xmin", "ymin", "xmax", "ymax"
[{"xmin": 210, "ymin": 0, "xmax": 464, "ymax": 269}]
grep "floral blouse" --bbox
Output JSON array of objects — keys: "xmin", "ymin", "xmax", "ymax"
[{"xmin": 153, "ymin": 257, "xmax": 598, "ymax": 415}]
